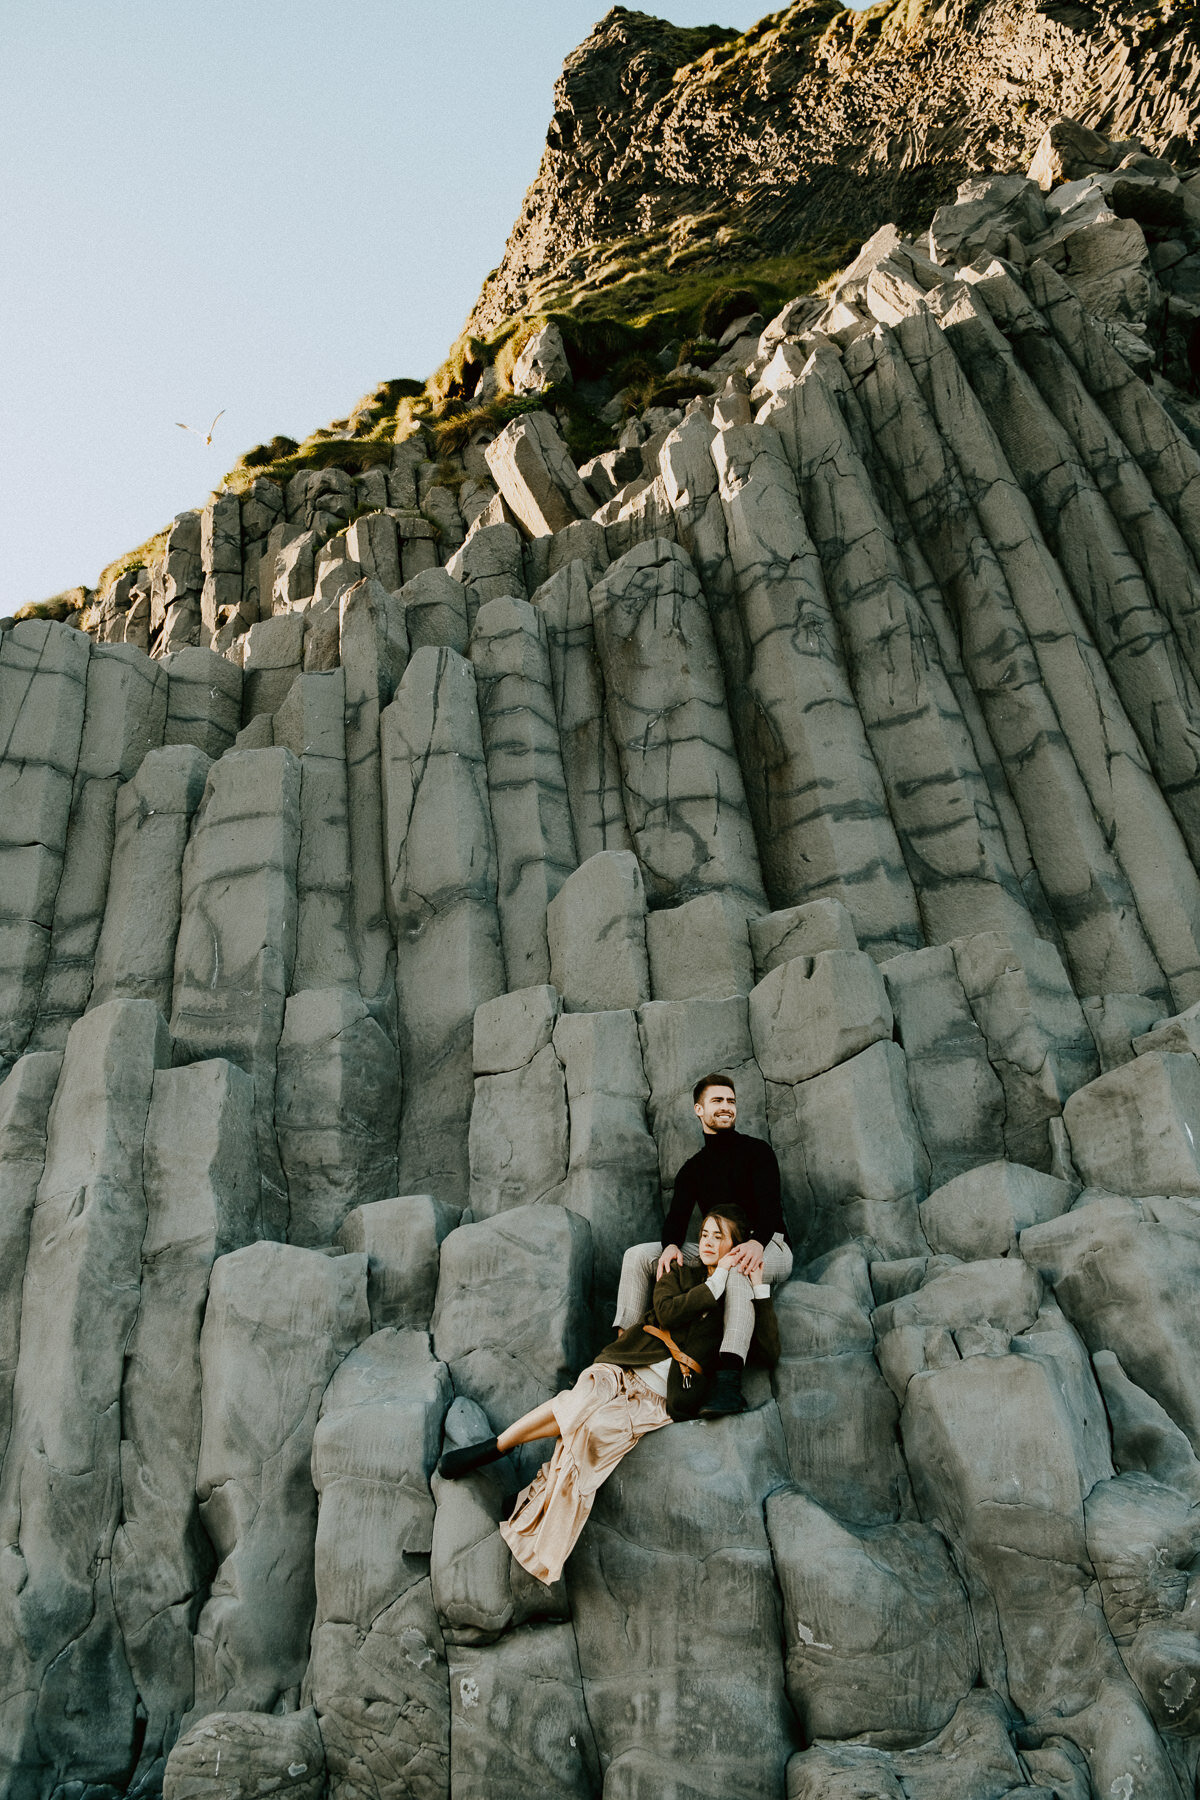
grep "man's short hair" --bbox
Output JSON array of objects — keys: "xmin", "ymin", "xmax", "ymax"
[{"xmin": 693, "ymin": 1071, "xmax": 736, "ymax": 1105}]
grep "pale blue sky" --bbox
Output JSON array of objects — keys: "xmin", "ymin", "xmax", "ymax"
[{"xmin": 2, "ymin": 2, "xmax": 804, "ymax": 609}]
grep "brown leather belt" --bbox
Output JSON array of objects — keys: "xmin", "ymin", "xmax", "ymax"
[{"xmin": 644, "ymin": 1324, "xmax": 703, "ymax": 1385}]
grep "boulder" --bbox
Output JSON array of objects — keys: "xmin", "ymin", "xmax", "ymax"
[
  {"xmin": 748, "ymin": 897, "xmax": 858, "ymax": 975},
  {"xmin": 335, "ymin": 1193, "xmax": 461, "ymax": 1332},
  {"xmin": 164, "ymin": 1709, "xmax": 325, "ymax": 1800},
  {"xmin": 929, "ymin": 173, "xmax": 1047, "ymax": 265},
  {"xmin": 400, "ymin": 565, "xmax": 470, "ymax": 657},
  {"xmin": 511, "ymin": 322, "xmax": 572, "ymax": 393},
  {"xmin": 431, "ymin": 1206, "xmax": 592, "ymax": 1485},
  {"xmin": 749, "ymin": 948, "xmax": 892, "ymax": 1085},
  {"xmin": 645, "ymin": 892, "xmax": 753, "ymax": 1001},
  {"xmin": 473, "ymin": 983, "xmax": 560, "ymax": 1074},
  {"xmin": 1063, "ymin": 1051, "xmax": 1200, "ymax": 1195},
  {"xmin": 766, "ymin": 1489, "xmax": 975, "ymax": 1745},
  {"xmin": 484, "ymin": 411, "xmax": 594, "ymax": 537},
  {"xmin": 547, "ymin": 849, "xmax": 649, "ymax": 1012},
  {"xmin": 919, "ymin": 1160, "xmax": 1075, "ymax": 1260}
]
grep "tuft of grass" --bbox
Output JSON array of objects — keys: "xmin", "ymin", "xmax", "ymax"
[
  {"xmin": 12, "ymin": 589, "xmax": 89, "ymax": 624},
  {"xmin": 699, "ymin": 284, "xmax": 762, "ymax": 339},
  {"xmin": 96, "ymin": 528, "xmax": 170, "ymax": 595},
  {"xmin": 218, "ymin": 437, "xmax": 399, "ymax": 496}
]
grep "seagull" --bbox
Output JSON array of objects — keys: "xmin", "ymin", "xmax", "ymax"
[{"xmin": 176, "ymin": 409, "xmax": 225, "ymax": 445}]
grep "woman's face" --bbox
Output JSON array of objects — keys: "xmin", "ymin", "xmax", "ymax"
[{"xmin": 698, "ymin": 1215, "xmax": 736, "ymax": 1269}]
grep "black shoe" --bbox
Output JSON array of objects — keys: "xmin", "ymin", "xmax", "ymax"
[
  {"xmin": 437, "ymin": 1436, "xmax": 501, "ymax": 1479},
  {"xmin": 700, "ymin": 1368, "xmax": 747, "ymax": 1418}
]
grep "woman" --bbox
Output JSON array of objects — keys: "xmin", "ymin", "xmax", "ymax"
[{"xmin": 436, "ymin": 1207, "xmax": 780, "ymax": 1585}]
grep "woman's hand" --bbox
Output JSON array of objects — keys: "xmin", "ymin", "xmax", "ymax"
[{"xmin": 719, "ymin": 1248, "xmax": 764, "ymax": 1282}]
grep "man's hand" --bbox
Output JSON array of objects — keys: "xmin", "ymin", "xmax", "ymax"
[
  {"xmin": 656, "ymin": 1243, "xmax": 684, "ymax": 1281},
  {"xmin": 727, "ymin": 1238, "xmax": 765, "ymax": 1279}
]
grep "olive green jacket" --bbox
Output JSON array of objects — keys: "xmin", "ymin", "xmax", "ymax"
[{"xmin": 594, "ymin": 1262, "xmax": 780, "ymax": 1420}]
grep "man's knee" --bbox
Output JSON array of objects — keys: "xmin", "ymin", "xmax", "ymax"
[{"xmin": 621, "ymin": 1241, "xmax": 659, "ymax": 1277}]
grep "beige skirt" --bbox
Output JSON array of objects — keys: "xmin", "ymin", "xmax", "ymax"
[{"xmin": 499, "ymin": 1362, "xmax": 671, "ymax": 1586}]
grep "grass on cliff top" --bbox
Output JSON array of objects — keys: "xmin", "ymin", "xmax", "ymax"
[{"xmin": 94, "ymin": 242, "xmax": 847, "ymax": 589}]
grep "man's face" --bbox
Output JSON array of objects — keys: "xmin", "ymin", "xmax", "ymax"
[{"xmin": 695, "ymin": 1084, "xmax": 737, "ymax": 1134}]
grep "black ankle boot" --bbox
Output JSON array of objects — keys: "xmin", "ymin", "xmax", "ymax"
[
  {"xmin": 437, "ymin": 1435, "xmax": 502, "ymax": 1479},
  {"xmin": 700, "ymin": 1366, "xmax": 746, "ymax": 1418}
]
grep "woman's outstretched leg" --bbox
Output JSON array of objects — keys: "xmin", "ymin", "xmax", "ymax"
[
  {"xmin": 498, "ymin": 1399, "xmax": 560, "ymax": 1453},
  {"xmin": 438, "ymin": 1395, "xmax": 561, "ymax": 1479}
]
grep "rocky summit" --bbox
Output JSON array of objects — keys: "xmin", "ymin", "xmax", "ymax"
[{"xmin": 6, "ymin": 8, "xmax": 1200, "ymax": 1800}]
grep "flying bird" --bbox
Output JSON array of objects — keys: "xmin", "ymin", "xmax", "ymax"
[{"xmin": 176, "ymin": 410, "xmax": 225, "ymax": 445}]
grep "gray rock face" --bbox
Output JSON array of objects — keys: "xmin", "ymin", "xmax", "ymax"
[
  {"xmin": 31, "ymin": 644, "xmax": 168, "ymax": 1048},
  {"xmin": 0, "ymin": 1052, "xmax": 61, "ymax": 1465},
  {"xmin": 276, "ymin": 985, "xmax": 400, "ymax": 1246},
  {"xmin": 336, "ymin": 1193, "xmax": 461, "ymax": 1332},
  {"xmin": 163, "ymin": 646, "xmax": 242, "ymax": 759},
  {"xmin": 590, "ymin": 539, "xmax": 766, "ymax": 912},
  {"xmin": 0, "ymin": 622, "xmax": 90, "ymax": 1066},
  {"xmin": 189, "ymin": 1243, "xmax": 369, "ymax": 1721},
  {"xmin": 547, "ymin": 848, "xmax": 649, "ymax": 1012},
  {"xmin": 15, "ymin": 118, "xmax": 1200, "ymax": 1800},
  {"xmin": 0, "ymin": 999, "xmax": 170, "ymax": 1797},
  {"xmin": 469, "ymin": 596, "xmax": 576, "ymax": 987},
  {"xmin": 304, "ymin": 1330, "xmax": 452, "ymax": 1800},
  {"xmin": 645, "ymin": 891, "xmax": 753, "ymax": 1001},
  {"xmin": 164, "ymin": 1708, "xmax": 326, "ymax": 1800},
  {"xmin": 483, "ymin": 410, "xmax": 594, "ymax": 536},
  {"xmin": 431, "ymin": 1206, "xmax": 592, "ymax": 1485},
  {"xmin": 569, "ymin": 1408, "xmax": 793, "ymax": 1800},
  {"xmin": 340, "ymin": 577, "xmax": 409, "ymax": 1007},
  {"xmin": 382, "ymin": 648, "xmax": 505, "ymax": 1209},
  {"xmin": 554, "ymin": 1006, "xmax": 661, "ymax": 1308},
  {"xmin": 273, "ymin": 670, "xmax": 358, "ymax": 992},
  {"xmin": 91, "ymin": 743, "xmax": 211, "ymax": 1013},
  {"xmin": 116, "ymin": 1059, "xmax": 259, "ymax": 1790},
  {"xmin": 170, "ymin": 747, "xmax": 301, "ymax": 1237},
  {"xmin": 767, "ymin": 1489, "xmax": 976, "ymax": 1745}
]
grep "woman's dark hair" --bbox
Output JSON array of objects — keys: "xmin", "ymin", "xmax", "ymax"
[
  {"xmin": 693, "ymin": 1071, "xmax": 736, "ymax": 1104},
  {"xmin": 702, "ymin": 1207, "xmax": 748, "ymax": 1245}
]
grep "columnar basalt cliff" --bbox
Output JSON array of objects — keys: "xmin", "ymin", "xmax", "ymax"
[{"xmin": 6, "ymin": 8, "xmax": 1200, "ymax": 1800}]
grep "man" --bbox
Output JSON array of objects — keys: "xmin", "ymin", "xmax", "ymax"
[{"xmin": 612, "ymin": 1072, "xmax": 793, "ymax": 1416}]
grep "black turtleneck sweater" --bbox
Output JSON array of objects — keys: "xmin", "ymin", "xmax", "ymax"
[{"xmin": 660, "ymin": 1128, "xmax": 788, "ymax": 1250}]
